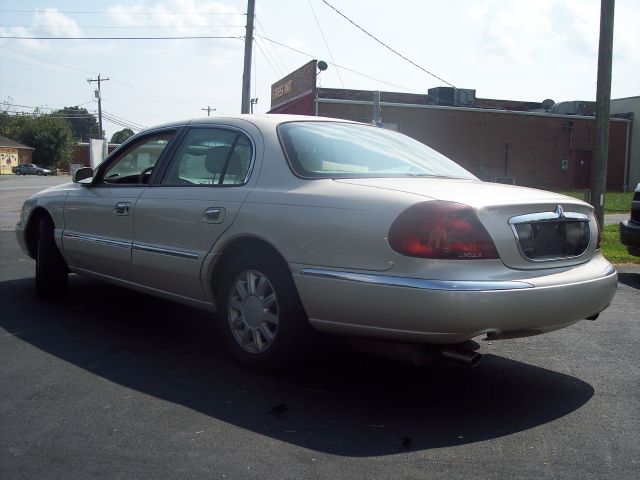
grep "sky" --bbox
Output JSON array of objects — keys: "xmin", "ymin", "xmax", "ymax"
[{"xmin": 0, "ymin": 0, "xmax": 638, "ymax": 140}]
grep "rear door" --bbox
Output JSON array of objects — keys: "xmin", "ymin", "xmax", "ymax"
[
  {"xmin": 62, "ymin": 129, "xmax": 178, "ymax": 279},
  {"xmin": 129, "ymin": 125, "xmax": 257, "ymax": 300}
]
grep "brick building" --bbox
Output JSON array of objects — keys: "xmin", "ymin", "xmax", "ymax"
[
  {"xmin": 71, "ymin": 142, "xmax": 119, "ymax": 168},
  {"xmin": 269, "ymin": 61, "xmax": 633, "ymax": 191}
]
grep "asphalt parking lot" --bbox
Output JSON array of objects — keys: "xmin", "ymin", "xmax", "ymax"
[{"xmin": 1, "ymin": 175, "xmax": 639, "ymax": 479}]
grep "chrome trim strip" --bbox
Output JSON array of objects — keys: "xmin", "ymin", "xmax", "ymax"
[
  {"xmin": 132, "ymin": 243, "xmax": 200, "ymax": 260},
  {"xmin": 509, "ymin": 206, "xmax": 588, "ymax": 225},
  {"xmin": 63, "ymin": 232, "xmax": 131, "ymax": 249},
  {"xmin": 300, "ymin": 269, "xmax": 534, "ymax": 291}
]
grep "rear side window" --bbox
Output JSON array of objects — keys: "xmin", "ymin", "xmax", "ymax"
[
  {"xmin": 278, "ymin": 121, "xmax": 476, "ymax": 180},
  {"xmin": 161, "ymin": 128, "xmax": 253, "ymax": 186}
]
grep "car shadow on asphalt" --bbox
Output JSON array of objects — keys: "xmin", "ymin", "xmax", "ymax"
[
  {"xmin": 618, "ymin": 272, "xmax": 640, "ymax": 290},
  {"xmin": 0, "ymin": 275, "xmax": 595, "ymax": 457}
]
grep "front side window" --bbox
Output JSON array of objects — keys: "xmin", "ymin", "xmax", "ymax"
[
  {"xmin": 278, "ymin": 121, "xmax": 476, "ymax": 180},
  {"xmin": 102, "ymin": 131, "xmax": 175, "ymax": 184},
  {"xmin": 161, "ymin": 128, "xmax": 253, "ymax": 186}
]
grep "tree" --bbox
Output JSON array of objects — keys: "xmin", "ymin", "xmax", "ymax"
[
  {"xmin": 110, "ymin": 128, "xmax": 134, "ymax": 144},
  {"xmin": 0, "ymin": 114, "xmax": 75, "ymax": 169},
  {"xmin": 52, "ymin": 106, "xmax": 100, "ymax": 141}
]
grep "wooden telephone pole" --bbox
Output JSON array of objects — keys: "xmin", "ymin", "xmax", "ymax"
[
  {"xmin": 591, "ymin": 0, "xmax": 615, "ymax": 227},
  {"xmin": 87, "ymin": 74, "xmax": 109, "ymax": 139},
  {"xmin": 241, "ymin": 0, "xmax": 255, "ymax": 114}
]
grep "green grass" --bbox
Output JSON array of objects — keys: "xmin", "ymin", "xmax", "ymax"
[
  {"xmin": 600, "ymin": 224, "xmax": 640, "ymax": 265},
  {"xmin": 557, "ymin": 190, "xmax": 632, "ymax": 212}
]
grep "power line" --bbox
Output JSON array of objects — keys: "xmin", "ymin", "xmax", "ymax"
[
  {"xmin": 2, "ymin": 103, "xmax": 77, "ymax": 111},
  {"xmin": 0, "ymin": 10, "xmax": 246, "ymax": 15},
  {"xmin": 319, "ymin": 0, "xmax": 456, "ymax": 88},
  {"xmin": 254, "ymin": 36, "xmax": 282, "ymax": 78},
  {"xmin": 101, "ymin": 113, "xmax": 146, "ymax": 132},
  {"xmin": 0, "ymin": 24, "xmax": 245, "ymax": 29},
  {"xmin": 0, "ymin": 35, "xmax": 243, "ymax": 40},
  {"xmin": 2, "ymin": 104, "xmax": 145, "ymax": 131},
  {"xmin": 254, "ymin": 18, "xmax": 289, "ymax": 74},
  {"xmin": 102, "ymin": 110, "xmax": 146, "ymax": 130},
  {"xmin": 308, "ymin": 0, "xmax": 344, "ymax": 87},
  {"xmin": 257, "ymin": 34, "xmax": 418, "ymax": 92}
]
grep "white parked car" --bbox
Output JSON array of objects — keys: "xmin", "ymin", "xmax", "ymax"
[{"xmin": 16, "ymin": 115, "xmax": 617, "ymax": 369}]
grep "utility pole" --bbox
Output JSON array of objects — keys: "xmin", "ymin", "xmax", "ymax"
[
  {"xmin": 202, "ymin": 105, "xmax": 216, "ymax": 116},
  {"xmin": 241, "ymin": 0, "xmax": 255, "ymax": 114},
  {"xmin": 591, "ymin": 0, "xmax": 615, "ymax": 227},
  {"xmin": 87, "ymin": 74, "xmax": 109, "ymax": 139}
]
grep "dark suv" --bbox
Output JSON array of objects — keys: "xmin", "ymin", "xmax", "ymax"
[
  {"xmin": 12, "ymin": 164, "xmax": 52, "ymax": 176},
  {"xmin": 620, "ymin": 183, "xmax": 640, "ymax": 257}
]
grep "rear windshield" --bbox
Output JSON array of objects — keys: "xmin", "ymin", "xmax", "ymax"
[{"xmin": 278, "ymin": 121, "xmax": 476, "ymax": 180}]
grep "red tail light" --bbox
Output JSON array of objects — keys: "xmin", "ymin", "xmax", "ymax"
[{"xmin": 388, "ymin": 201, "xmax": 499, "ymax": 260}]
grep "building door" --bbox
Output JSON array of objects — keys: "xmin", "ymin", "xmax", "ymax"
[{"xmin": 574, "ymin": 150, "xmax": 591, "ymax": 189}]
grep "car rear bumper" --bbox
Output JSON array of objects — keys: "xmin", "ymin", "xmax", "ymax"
[
  {"xmin": 293, "ymin": 255, "xmax": 617, "ymax": 344},
  {"xmin": 620, "ymin": 220, "xmax": 640, "ymax": 256}
]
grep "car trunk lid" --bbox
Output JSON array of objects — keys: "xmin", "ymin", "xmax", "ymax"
[{"xmin": 334, "ymin": 178, "xmax": 597, "ymax": 270}]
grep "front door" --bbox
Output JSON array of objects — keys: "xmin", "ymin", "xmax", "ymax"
[{"xmin": 62, "ymin": 130, "xmax": 177, "ymax": 279}]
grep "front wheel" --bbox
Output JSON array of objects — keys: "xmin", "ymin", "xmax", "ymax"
[
  {"xmin": 37, "ymin": 171, "xmax": 43, "ymax": 176},
  {"xmin": 15, "ymin": 170, "xmax": 21, "ymax": 175},
  {"xmin": 216, "ymin": 253, "xmax": 314, "ymax": 370},
  {"xmin": 35, "ymin": 216, "xmax": 68, "ymax": 301}
]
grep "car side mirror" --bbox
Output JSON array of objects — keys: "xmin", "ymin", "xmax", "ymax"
[{"xmin": 73, "ymin": 167, "xmax": 94, "ymax": 184}]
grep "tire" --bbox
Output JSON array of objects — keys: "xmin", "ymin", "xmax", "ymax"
[
  {"xmin": 35, "ymin": 216, "xmax": 68, "ymax": 301},
  {"xmin": 216, "ymin": 252, "xmax": 314, "ymax": 371},
  {"xmin": 16, "ymin": 170, "xmax": 21, "ymax": 175},
  {"xmin": 37, "ymin": 171, "xmax": 43, "ymax": 176}
]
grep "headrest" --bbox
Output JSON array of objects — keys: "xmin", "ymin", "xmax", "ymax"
[{"xmin": 204, "ymin": 146, "xmax": 230, "ymax": 174}]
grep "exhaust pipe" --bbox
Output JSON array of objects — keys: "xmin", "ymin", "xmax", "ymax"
[
  {"xmin": 439, "ymin": 347, "xmax": 482, "ymax": 367},
  {"xmin": 348, "ymin": 338, "xmax": 482, "ymax": 367}
]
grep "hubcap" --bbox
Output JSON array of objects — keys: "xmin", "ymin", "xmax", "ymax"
[{"xmin": 228, "ymin": 270, "xmax": 279, "ymax": 353}]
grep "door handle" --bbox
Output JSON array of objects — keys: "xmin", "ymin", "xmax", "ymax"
[
  {"xmin": 113, "ymin": 202, "xmax": 132, "ymax": 216},
  {"xmin": 202, "ymin": 207, "xmax": 225, "ymax": 224}
]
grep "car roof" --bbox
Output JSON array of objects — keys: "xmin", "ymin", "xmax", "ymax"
[{"xmin": 145, "ymin": 114, "xmax": 362, "ymax": 132}]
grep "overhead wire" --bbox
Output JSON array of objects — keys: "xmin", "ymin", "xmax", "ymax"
[
  {"xmin": 0, "ymin": 9, "xmax": 246, "ymax": 15},
  {"xmin": 1, "ymin": 103, "xmax": 145, "ymax": 132},
  {"xmin": 254, "ymin": 18, "xmax": 289, "ymax": 74},
  {"xmin": 0, "ymin": 46, "xmax": 92, "ymax": 77},
  {"xmin": 257, "ymin": 35, "xmax": 418, "ymax": 93},
  {"xmin": 319, "ymin": 0, "xmax": 456, "ymax": 88},
  {"xmin": 0, "ymin": 24, "xmax": 245, "ymax": 29},
  {"xmin": 307, "ymin": 0, "xmax": 344, "ymax": 88},
  {"xmin": 254, "ymin": 36, "xmax": 282, "ymax": 78},
  {"xmin": 0, "ymin": 35, "xmax": 243, "ymax": 40},
  {"xmin": 1, "ymin": 103, "xmax": 96, "ymax": 111},
  {"xmin": 102, "ymin": 110, "xmax": 147, "ymax": 130}
]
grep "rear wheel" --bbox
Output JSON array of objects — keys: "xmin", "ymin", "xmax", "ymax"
[
  {"xmin": 216, "ymin": 252, "xmax": 314, "ymax": 370},
  {"xmin": 35, "ymin": 216, "xmax": 68, "ymax": 301}
]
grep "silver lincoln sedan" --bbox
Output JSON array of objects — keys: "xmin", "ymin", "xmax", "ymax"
[{"xmin": 16, "ymin": 115, "xmax": 617, "ymax": 369}]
